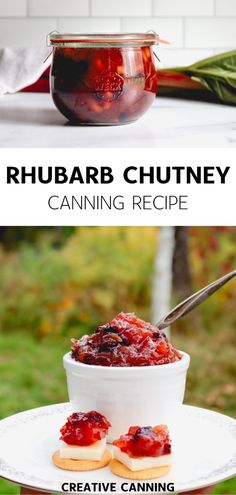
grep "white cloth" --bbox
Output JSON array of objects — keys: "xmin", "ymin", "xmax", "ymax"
[{"xmin": 0, "ymin": 47, "xmax": 52, "ymax": 95}]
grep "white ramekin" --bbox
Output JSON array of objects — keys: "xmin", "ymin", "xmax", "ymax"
[{"xmin": 63, "ymin": 351, "xmax": 190, "ymax": 441}]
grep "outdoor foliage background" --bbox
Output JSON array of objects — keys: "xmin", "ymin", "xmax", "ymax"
[{"xmin": 0, "ymin": 226, "xmax": 235, "ymax": 495}]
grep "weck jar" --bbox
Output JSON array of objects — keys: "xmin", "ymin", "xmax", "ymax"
[{"xmin": 48, "ymin": 32, "xmax": 160, "ymax": 125}]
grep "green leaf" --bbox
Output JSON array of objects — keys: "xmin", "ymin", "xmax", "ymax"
[{"xmin": 166, "ymin": 50, "xmax": 236, "ymax": 105}]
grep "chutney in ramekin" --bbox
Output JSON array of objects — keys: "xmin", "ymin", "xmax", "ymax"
[{"xmin": 63, "ymin": 312, "xmax": 190, "ymax": 440}]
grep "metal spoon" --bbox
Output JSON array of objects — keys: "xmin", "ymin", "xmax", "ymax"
[{"xmin": 156, "ymin": 270, "xmax": 236, "ymax": 330}]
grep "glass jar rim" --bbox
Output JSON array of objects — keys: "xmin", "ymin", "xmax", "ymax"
[{"xmin": 47, "ymin": 32, "xmax": 165, "ymax": 48}]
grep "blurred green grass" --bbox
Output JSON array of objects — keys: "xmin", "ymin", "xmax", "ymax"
[
  {"xmin": 0, "ymin": 227, "xmax": 236, "ymax": 340},
  {"xmin": 0, "ymin": 329, "xmax": 235, "ymax": 494}
]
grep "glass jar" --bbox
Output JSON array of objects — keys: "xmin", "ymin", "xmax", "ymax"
[{"xmin": 48, "ymin": 33, "xmax": 160, "ymax": 125}]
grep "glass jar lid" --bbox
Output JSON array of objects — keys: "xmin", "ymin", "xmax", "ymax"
[{"xmin": 48, "ymin": 32, "xmax": 168, "ymax": 48}]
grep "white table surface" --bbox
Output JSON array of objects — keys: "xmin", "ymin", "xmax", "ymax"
[{"xmin": 0, "ymin": 93, "xmax": 235, "ymax": 148}]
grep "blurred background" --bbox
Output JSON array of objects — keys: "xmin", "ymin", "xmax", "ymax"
[
  {"xmin": 0, "ymin": 226, "xmax": 236, "ymax": 493},
  {"xmin": 0, "ymin": 0, "xmax": 236, "ymax": 67}
]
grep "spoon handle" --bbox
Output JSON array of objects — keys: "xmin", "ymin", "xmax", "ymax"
[{"xmin": 157, "ymin": 269, "xmax": 236, "ymax": 330}]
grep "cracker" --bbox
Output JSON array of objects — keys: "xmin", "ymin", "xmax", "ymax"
[
  {"xmin": 110, "ymin": 459, "xmax": 171, "ymax": 480},
  {"xmin": 52, "ymin": 449, "xmax": 111, "ymax": 471}
]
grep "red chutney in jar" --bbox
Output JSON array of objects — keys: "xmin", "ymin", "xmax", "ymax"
[
  {"xmin": 60, "ymin": 411, "xmax": 111, "ymax": 446},
  {"xmin": 48, "ymin": 34, "xmax": 158, "ymax": 125},
  {"xmin": 71, "ymin": 312, "xmax": 182, "ymax": 367},
  {"xmin": 113, "ymin": 424, "xmax": 171, "ymax": 457}
]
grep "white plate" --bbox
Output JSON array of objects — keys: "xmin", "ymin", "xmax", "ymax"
[{"xmin": 0, "ymin": 403, "xmax": 235, "ymax": 494}]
